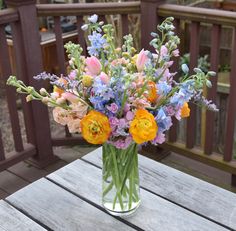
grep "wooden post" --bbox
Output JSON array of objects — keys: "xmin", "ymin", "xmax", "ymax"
[
  {"xmin": 224, "ymin": 27, "xmax": 236, "ymax": 162},
  {"xmin": 6, "ymin": 0, "xmax": 57, "ymax": 167},
  {"xmin": 140, "ymin": 0, "xmax": 170, "ymax": 159},
  {"xmin": 140, "ymin": 0, "xmax": 165, "ymax": 51}
]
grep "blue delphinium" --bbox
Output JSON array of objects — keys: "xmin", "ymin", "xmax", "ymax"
[
  {"xmin": 155, "ymin": 108, "xmax": 172, "ymax": 133},
  {"xmin": 157, "ymin": 81, "xmax": 172, "ymax": 95},
  {"xmin": 87, "ymin": 31, "xmax": 107, "ymax": 56}
]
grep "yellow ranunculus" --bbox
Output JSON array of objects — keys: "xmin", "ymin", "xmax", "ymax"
[
  {"xmin": 181, "ymin": 102, "xmax": 190, "ymax": 118},
  {"xmin": 129, "ymin": 109, "xmax": 158, "ymax": 144},
  {"xmin": 81, "ymin": 110, "xmax": 111, "ymax": 144}
]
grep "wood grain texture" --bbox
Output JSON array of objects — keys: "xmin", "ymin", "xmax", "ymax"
[
  {"xmin": 82, "ymin": 147, "xmax": 236, "ymax": 230},
  {"xmin": 48, "ymin": 159, "xmax": 228, "ymax": 231},
  {"xmin": 0, "ymin": 170, "xmax": 29, "ymax": 194},
  {"xmin": 6, "ymin": 178, "xmax": 134, "ymax": 231},
  {"xmin": 0, "ymin": 200, "xmax": 45, "ymax": 231}
]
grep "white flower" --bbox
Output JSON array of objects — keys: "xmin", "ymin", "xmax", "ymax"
[
  {"xmin": 81, "ymin": 24, "xmax": 88, "ymax": 31},
  {"xmin": 88, "ymin": 14, "xmax": 98, "ymax": 23}
]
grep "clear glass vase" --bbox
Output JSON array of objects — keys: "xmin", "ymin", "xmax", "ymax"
[{"xmin": 102, "ymin": 142, "xmax": 141, "ymax": 217}]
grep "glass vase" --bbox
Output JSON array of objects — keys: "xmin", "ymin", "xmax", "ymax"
[{"xmin": 102, "ymin": 142, "xmax": 141, "ymax": 217}]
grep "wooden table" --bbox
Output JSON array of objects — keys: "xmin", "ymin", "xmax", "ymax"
[{"xmin": 1, "ymin": 147, "xmax": 236, "ymax": 231}]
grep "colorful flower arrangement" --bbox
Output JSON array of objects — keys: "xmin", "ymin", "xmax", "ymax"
[{"xmin": 7, "ymin": 15, "xmax": 217, "ymax": 149}]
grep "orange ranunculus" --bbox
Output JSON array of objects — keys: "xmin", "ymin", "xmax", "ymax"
[
  {"xmin": 53, "ymin": 78, "xmax": 68, "ymax": 96},
  {"xmin": 146, "ymin": 81, "xmax": 158, "ymax": 103},
  {"xmin": 81, "ymin": 110, "xmax": 111, "ymax": 144},
  {"xmin": 181, "ymin": 102, "xmax": 190, "ymax": 118},
  {"xmin": 129, "ymin": 109, "xmax": 158, "ymax": 144}
]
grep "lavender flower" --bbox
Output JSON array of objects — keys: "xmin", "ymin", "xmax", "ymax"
[
  {"xmin": 193, "ymin": 93, "xmax": 219, "ymax": 111},
  {"xmin": 34, "ymin": 72, "xmax": 59, "ymax": 81}
]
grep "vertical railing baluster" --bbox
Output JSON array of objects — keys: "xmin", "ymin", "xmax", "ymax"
[
  {"xmin": 6, "ymin": 0, "xmax": 55, "ymax": 166},
  {"xmin": 0, "ymin": 25, "xmax": 24, "ymax": 152},
  {"xmin": 121, "ymin": 14, "xmax": 129, "ymax": 37},
  {"xmin": 204, "ymin": 24, "xmax": 221, "ymax": 154},
  {"xmin": 224, "ymin": 27, "xmax": 236, "ymax": 161},
  {"xmin": 141, "ymin": 0, "xmax": 164, "ymax": 51},
  {"xmin": 0, "ymin": 130, "xmax": 5, "ymax": 161},
  {"xmin": 99, "ymin": 15, "xmax": 106, "ymax": 24},
  {"xmin": 76, "ymin": 15, "xmax": 86, "ymax": 55},
  {"xmin": 11, "ymin": 21, "xmax": 36, "ymax": 145},
  {"xmin": 54, "ymin": 16, "xmax": 66, "ymax": 75},
  {"xmin": 169, "ymin": 18, "xmax": 180, "ymax": 143},
  {"xmin": 186, "ymin": 21, "xmax": 200, "ymax": 149},
  {"xmin": 54, "ymin": 16, "xmax": 72, "ymax": 138}
]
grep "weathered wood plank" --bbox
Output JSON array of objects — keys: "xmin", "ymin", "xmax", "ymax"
[
  {"xmin": 0, "ymin": 200, "xmax": 45, "ymax": 231},
  {"xmin": 8, "ymin": 161, "xmax": 48, "ymax": 182},
  {"xmin": 0, "ymin": 170, "xmax": 29, "ymax": 194},
  {"xmin": 82, "ymin": 147, "xmax": 236, "ymax": 230},
  {"xmin": 0, "ymin": 189, "xmax": 9, "ymax": 199},
  {"xmin": 48, "ymin": 159, "xmax": 228, "ymax": 231},
  {"xmin": 6, "ymin": 178, "xmax": 135, "ymax": 231}
]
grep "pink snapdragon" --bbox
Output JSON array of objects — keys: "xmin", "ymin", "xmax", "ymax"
[
  {"xmin": 136, "ymin": 49, "xmax": 148, "ymax": 72},
  {"xmin": 85, "ymin": 56, "xmax": 102, "ymax": 75},
  {"xmin": 160, "ymin": 45, "xmax": 168, "ymax": 59}
]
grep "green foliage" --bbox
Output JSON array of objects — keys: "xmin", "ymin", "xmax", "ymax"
[{"xmin": 0, "ymin": 0, "xmax": 3, "ymax": 10}]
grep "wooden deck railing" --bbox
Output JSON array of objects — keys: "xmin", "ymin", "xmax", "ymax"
[
  {"xmin": 1, "ymin": 0, "xmax": 236, "ymax": 184},
  {"xmin": 0, "ymin": 1, "xmax": 55, "ymax": 169},
  {"xmin": 0, "ymin": 7, "xmax": 37, "ymax": 170},
  {"xmin": 155, "ymin": 3, "xmax": 236, "ymax": 179}
]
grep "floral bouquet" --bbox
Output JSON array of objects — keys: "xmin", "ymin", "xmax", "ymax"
[{"xmin": 7, "ymin": 15, "xmax": 217, "ymax": 216}]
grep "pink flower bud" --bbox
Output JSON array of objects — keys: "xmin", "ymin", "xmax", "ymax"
[
  {"xmin": 136, "ymin": 49, "xmax": 148, "ymax": 72},
  {"xmin": 172, "ymin": 49, "xmax": 179, "ymax": 57},
  {"xmin": 100, "ymin": 72, "xmax": 110, "ymax": 84},
  {"xmin": 61, "ymin": 92, "xmax": 79, "ymax": 103},
  {"xmin": 85, "ymin": 56, "xmax": 102, "ymax": 76}
]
